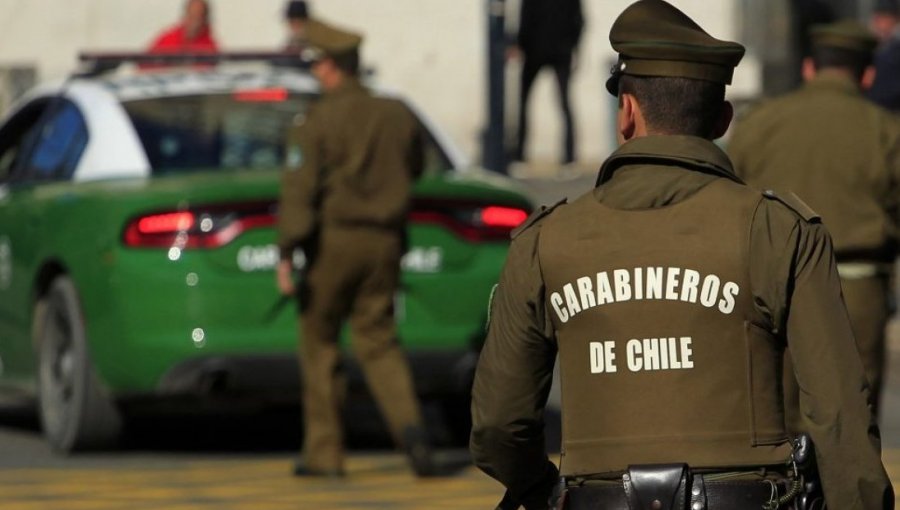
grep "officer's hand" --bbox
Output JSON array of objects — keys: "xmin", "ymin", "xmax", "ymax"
[{"xmin": 276, "ymin": 260, "xmax": 296, "ymax": 296}]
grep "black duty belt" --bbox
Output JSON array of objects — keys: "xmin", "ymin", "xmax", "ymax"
[{"xmin": 563, "ymin": 464, "xmax": 794, "ymax": 510}]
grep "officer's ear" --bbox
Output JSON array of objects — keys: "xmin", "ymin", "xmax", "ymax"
[
  {"xmin": 801, "ymin": 57, "xmax": 817, "ymax": 82},
  {"xmin": 710, "ymin": 100, "xmax": 733, "ymax": 140},
  {"xmin": 617, "ymin": 93, "xmax": 644, "ymax": 144},
  {"xmin": 861, "ymin": 65, "xmax": 876, "ymax": 90}
]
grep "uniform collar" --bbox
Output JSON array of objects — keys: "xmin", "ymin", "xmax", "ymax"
[
  {"xmin": 596, "ymin": 135, "xmax": 741, "ymax": 186},
  {"xmin": 323, "ymin": 76, "xmax": 366, "ymax": 98},
  {"xmin": 803, "ymin": 72, "xmax": 861, "ymax": 95}
]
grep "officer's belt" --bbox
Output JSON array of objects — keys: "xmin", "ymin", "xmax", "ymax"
[
  {"xmin": 836, "ymin": 261, "xmax": 891, "ymax": 280},
  {"xmin": 564, "ymin": 467, "xmax": 792, "ymax": 510}
]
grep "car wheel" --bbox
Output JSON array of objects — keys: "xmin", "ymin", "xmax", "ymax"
[{"xmin": 36, "ymin": 276, "xmax": 122, "ymax": 452}]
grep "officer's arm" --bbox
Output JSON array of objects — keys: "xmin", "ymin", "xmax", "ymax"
[
  {"xmin": 755, "ymin": 204, "xmax": 892, "ymax": 509},
  {"xmin": 470, "ymin": 225, "xmax": 558, "ymax": 510},
  {"xmin": 884, "ymin": 115, "xmax": 900, "ymax": 242},
  {"xmin": 276, "ymin": 117, "xmax": 322, "ymax": 261},
  {"xmin": 408, "ymin": 121, "xmax": 425, "ymax": 180}
]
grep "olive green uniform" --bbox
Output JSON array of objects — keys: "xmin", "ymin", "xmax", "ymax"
[
  {"xmin": 470, "ymin": 136, "xmax": 890, "ymax": 509},
  {"xmin": 728, "ymin": 72, "xmax": 900, "ymax": 413},
  {"xmin": 277, "ymin": 77, "xmax": 425, "ymax": 472}
]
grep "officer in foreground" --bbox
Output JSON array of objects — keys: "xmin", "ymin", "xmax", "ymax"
[
  {"xmin": 276, "ymin": 18, "xmax": 434, "ymax": 477},
  {"xmin": 729, "ymin": 20, "xmax": 900, "ymax": 420},
  {"xmin": 469, "ymin": 1, "xmax": 892, "ymax": 509}
]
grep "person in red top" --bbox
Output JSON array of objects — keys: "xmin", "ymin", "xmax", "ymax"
[{"xmin": 148, "ymin": 0, "xmax": 218, "ymax": 53}]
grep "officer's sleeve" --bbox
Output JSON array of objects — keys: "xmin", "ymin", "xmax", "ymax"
[
  {"xmin": 883, "ymin": 114, "xmax": 900, "ymax": 243},
  {"xmin": 408, "ymin": 120, "xmax": 425, "ymax": 180},
  {"xmin": 276, "ymin": 115, "xmax": 322, "ymax": 261},
  {"xmin": 751, "ymin": 202, "xmax": 893, "ymax": 510},
  {"xmin": 470, "ymin": 224, "xmax": 559, "ymax": 510}
]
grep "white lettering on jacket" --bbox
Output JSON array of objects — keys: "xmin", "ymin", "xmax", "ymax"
[
  {"xmin": 550, "ymin": 267, "xmax": 740, "ymax": 323},
  {"xmin": 588, "ymin": 337, "xmax": 695, "ymax": 375}
]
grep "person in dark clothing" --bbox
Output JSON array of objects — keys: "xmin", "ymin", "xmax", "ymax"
[
  {"xmin": 867, "ymin": 0, "xmax": 900, "ymax": 110},
  {"xmin": 512, "ymin": 0, "xmax": 583, "ymax": 165},
  {"xmin": 283, "ymin": 0, "xmax": 311, "ymax": 52}
]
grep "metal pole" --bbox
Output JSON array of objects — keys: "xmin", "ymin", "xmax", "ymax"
[{"xmin": 483, "ymin": 0, "xmax": 507, "ymax": 174}]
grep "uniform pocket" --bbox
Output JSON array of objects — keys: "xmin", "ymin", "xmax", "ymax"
[{"xmin": 744, "ymin": 321, "xmax": 789, "ymax": 446}]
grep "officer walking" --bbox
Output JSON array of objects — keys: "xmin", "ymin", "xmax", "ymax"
[
  {"xmin": 729, "ymin": 20, "xmax": 900, "ymax": 419},
  {"xmin": 276, "ymin": 18, "xmax": 435, "ymax": 478},
  {"xmin": 470, "ymin": 1, "xmax": 891, "ymax": 509}
]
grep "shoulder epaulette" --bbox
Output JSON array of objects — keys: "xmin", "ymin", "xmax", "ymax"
[
  {"xmin": 761, "ymin": 189, "xmax": 821, "ymax": 223},
  {"xmin": 511, "ymin": 198, "xmax": 567, "ymax": 239}
]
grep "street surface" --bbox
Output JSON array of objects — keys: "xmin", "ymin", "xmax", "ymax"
[{"xmin": 1, "ymin": 166, "xmax": 898, "ymax": 508}]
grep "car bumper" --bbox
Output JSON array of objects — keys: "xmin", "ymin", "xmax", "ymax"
[{"xmin": 154, "ymin": 350, "xmax": 479, "ymax": 402}]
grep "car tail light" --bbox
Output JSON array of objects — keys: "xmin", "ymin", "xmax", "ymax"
[
  {"xmin": 136, "ymin": 212, "xmax": 195, "ymax": 234},
  {"xmin": 233, "ymin": 88, "xmax": 289, "ymax": 102},
  {"xmin": 123, "ymin": 202, "xmax": 276, "ymax": 249},
  {"xmin": 409, "ymin": 199, "xmax": 531, "ymax": 242},
  {"xmin": 480, "ymin": 206, "xmax": 529, "ymax": 228}
]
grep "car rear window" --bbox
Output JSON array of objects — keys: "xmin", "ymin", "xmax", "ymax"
[
  {"xmin": 121, "ymin": 92, "xmax": 453, "ymax": 176},
  {"xmin": 122, "ymin": 92, "xmax": 307, "ymax": 175}
]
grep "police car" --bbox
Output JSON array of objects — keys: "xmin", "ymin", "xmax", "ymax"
[{"xmin": 0, "ymin": 53, "xmax": 532, "ymax": 452}]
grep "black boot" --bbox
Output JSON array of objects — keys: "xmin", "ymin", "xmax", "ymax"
[{"xmin": 402, "ymin": 425, "xmax": 437, "ymax": 477}]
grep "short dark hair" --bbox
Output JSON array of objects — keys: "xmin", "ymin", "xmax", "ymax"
[
  {"xmin": 619, "ymin": 75, "xmax": 726, "ymax": 137},
  {"xmin": 811, "ymin": 46, "xmax": 873, "ymax": 80},
  {"xmin": 331, "ymin": 51, "xmax": 360, "ymax": 76}
]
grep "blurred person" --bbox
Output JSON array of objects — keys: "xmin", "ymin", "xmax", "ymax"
[
  {"xmin": 283, "ymin": 0, "xmax": 311, "ymax": 52},
  {"xmin": 148, "ymin": 0, "xmax": 218, "ymax": 53},
  {"xmin": 511, "ymin": 0, "xmax": 583, "ymax": 166},
  {"xmin": 868, "ymin": 0, "xmax": 900, "ymax": 110},
  {"xmin": 275, "ymin": 19, "xmax": 435, "ymax": 478},
  {"xmin": 729, "ymin": 20, "xmax": 900, "ymax": 421},
  {"xmin": 872, "ymin": 0, "xmax": 900, "ymax": 42},
  {"xmin": 471, "ymin": 1, "xmax": 890, "ymax": 509}
]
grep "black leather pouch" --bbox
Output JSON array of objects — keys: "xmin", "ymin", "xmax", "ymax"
[{"xmin": 623, "ymin": 463, "xmax": 690, "ymax": 510}]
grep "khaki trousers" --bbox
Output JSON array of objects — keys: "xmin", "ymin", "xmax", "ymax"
[
  {"xmin": 840, "ymin": 276, "xmax": 889, "ymax": 414},
  {"xmin": 297, "ymin": 226, "xmax": 422, "ymax": 471}
]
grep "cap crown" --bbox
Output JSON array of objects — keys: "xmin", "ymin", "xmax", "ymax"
[{"xmin": 606, "ymin": 0, "xmax": 745, "ymax": 95}]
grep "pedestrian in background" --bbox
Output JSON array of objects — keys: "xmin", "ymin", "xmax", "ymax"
[
  {"xmin": 729, "ymin": 20, "xmax": 900, "ymax": 422},
  {"xmin": 148, "ymin": 0, "xmax": 218, "ymax": 54},
  {"xmin": 471, "ymin": 1, "xmax": 890, "ymax": 509},
  {"xmin": 276, "ymin": 18, "xmax": 435, "ymax": 478},
  {"xmin": 868, "ymin": 0, "xmax": 900, "ymax": 111},
  {"xmin": 511, "ymin": 0, "xmax": 583, "ymax": 167},
  {"xmin": 283, "ymin": 0, "xmax": 311, "ymax": 53}
]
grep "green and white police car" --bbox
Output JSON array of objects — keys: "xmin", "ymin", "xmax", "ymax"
[{"xmin": 0, "ymin": 53, "xmax": 533, "ymax": 452}]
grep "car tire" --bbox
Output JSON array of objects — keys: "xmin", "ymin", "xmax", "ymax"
[{"xmin": 36, "ymin": 276, "xmax": 122, "ymax": 452}]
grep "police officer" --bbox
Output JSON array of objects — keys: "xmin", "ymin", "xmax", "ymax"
[
  {"xmin": 276, "ymin": 18, "xmax": 434, "ymax": 478},
  {"xmin": 729, "ymin": 20, "xmax": 900, "ymax": 419},
  {"xmin": 469, "ymin": 1, "xmax": 891, "ymax": 509}
]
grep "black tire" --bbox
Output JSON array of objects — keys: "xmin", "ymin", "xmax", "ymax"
[{"xmin": 36, "ymin": 276, "xmax": 122, "ymax": 453}]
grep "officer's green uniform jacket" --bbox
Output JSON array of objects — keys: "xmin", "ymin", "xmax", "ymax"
[
  {"xmin": 470, "ymin": 136, "xmax": 890, "ymax": 510},
  {"xmin": 729, "ymin": 73, "xmax": 900, "ymax": 416},
  {"xmin": 728, "ymin": 73, "xmax": 900, "ymax": 259},
  {"xmin": 277, "ymin": 77, "xmax": 423, "ymax": 258}
]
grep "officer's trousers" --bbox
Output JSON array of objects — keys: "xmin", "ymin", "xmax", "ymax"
[
  {"xmin": 297, "ymin": 226, "xmax": 423, "ymax": 471},
  {"xmin": 841, "ymin": 275, "xmax": 890, "ymax": 415},
  {"xmin": 784, "ymin": 274, "xmax": 889, "ymax": 431}
]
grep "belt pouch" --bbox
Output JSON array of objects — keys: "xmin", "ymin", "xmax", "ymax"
[{"xmin": 623, "ymin": 464, "xmax": 690, "ymax": 510}]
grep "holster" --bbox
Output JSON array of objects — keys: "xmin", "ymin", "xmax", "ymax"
[{"xmin": 792, "ymin": 434, "xmax": 826, "ymax": 510}]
